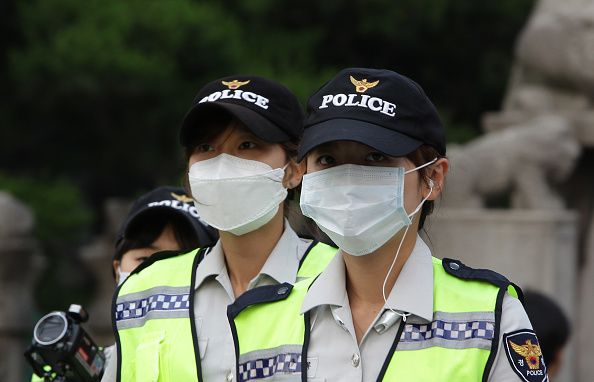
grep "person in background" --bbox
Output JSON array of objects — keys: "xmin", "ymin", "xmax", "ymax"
[
  {"xmin": 112, "ymin": 186, "xmax": 218, "ymax": 285},
  {"xmin": 228, "ymin": 68, "xmax": 548, "ymax": 381},
  {"xmin": 106, "ymin": 75, "xmax": 335, "ymax": 382},
  {"xmin": 31, "ymin": 186, "xmax": 217, "ymax": 382},
  {"xmin": 524, "ymin": 290, "xmax": 571, "ymax": 380}
]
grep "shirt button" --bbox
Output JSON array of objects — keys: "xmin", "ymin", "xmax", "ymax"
[
  {"xmin": 226, "ymin": 371, "xmax": 234, "ymax": 381},
  {"xmin": 277, "ymin": 286, "xmax": 289, "ymax": 295},
  {"xmin": 351, "ymin": 353, "xmax": 360, "ymax": 367}
]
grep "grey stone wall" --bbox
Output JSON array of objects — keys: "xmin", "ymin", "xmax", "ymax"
[{"xmin": 0, "ymin": 192, "xmax": 39, "ymax": 382}]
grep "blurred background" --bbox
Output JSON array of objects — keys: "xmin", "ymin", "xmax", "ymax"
[{"xmin": 1, "ymin": 0, "xmax": 592, "ymax": 381}]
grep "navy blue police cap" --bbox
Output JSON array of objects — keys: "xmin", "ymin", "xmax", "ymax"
[
  {"xmin": 298, "ymin": 68, "xmax": 446, "ymax": 161},
  {"xmin": 180, "ymin": 75, "xmax": 304, "ymax": 146},
  {"xmin": 117, "ymin": 186, "xmax": 217, "ymax": 248}
]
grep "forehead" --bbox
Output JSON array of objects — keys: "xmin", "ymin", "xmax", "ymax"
[
  {"xmin": 310, "ymin": 140, "xmax": 385, "ymax": 154},
  {"xmin": 190, "ymin": 117, "xmax": 253, "ymax": 144}
]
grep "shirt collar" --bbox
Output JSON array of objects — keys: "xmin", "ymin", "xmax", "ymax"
[
  {"xmin": 194, "ymin": 240, "xmax": 226, "ymax": 290},
  {"xmin": 300, "ymin": 250, "xmax": 346, "ymax": 313},
  {"xmin": 248, "ymin": 221, "xmax": 306, "ymax": 288},
  {"xmin": 301, "ymin": 235, "xmax": 434, "ymax": 323},
  {"xmin": 194, "ymin": 220, "xmax": 308, "ymax": 291}
]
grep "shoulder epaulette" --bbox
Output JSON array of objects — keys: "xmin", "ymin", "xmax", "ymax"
[
  {"xmin": 442, "ymin": 258, "xmax": 524, "ymax": 303},
  {"xmin": 442, "ymin": 258, "xmax": 512, "ymax": 290},
  {"xmin": 227, "ymin": 283, "xmax": 293, "ymax": 319}
]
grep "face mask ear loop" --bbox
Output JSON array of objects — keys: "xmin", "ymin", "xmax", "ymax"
[
  {"xmin": 404, "ymin": 157, "xmax": 438, "ymax": 175},
  {"xmin": 408, "ymin": 181, "xmax": 434, "ymax": 219},
  {"xmin": 278, "ymin": 162, "xmax": 292, "ymax": 188}
]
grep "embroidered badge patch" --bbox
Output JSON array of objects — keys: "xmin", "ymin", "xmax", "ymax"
[{"xmin": 503, "ymin": 330, "xmax": 548, "ymax": 382}]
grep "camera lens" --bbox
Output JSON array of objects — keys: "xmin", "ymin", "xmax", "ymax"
[{"xmin": 33, "ymin": 312, "xmax": 68, "ymax": 346}]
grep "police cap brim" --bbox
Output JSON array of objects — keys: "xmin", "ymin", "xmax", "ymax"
[{"xmin": 297, "ymin": 118, "xmax": 423, "ymax": 162}]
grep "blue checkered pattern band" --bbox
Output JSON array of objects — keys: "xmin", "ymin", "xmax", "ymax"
[
  {"xmin": 238, "ymin": 353, "xmax": 302, "ymax": 382},
  {"xmin": 401, "ymin": 319, "xmax": 495, "ymax": 342},
  {"xmin": 115, "ymin": 292, "xmax": 190, "ymax": 321},
  {"xmin": 114, "ymin": 287, "xmax": 192, "ymax": 330}
]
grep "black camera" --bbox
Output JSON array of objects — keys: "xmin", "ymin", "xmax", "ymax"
[{"xmin": 24, "ymin": 304, "xmax": 105, "ymax": 382}]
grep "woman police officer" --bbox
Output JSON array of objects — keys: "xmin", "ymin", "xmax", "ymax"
[
  {"xmin": 104, "ymin": 76, "xmax": 335, "ymax": 382},
  {"xmin": 31, "ymin": 186, "xmax": 216, "ymax": 382},
  {"xmin": 112, "ymin": 186, "xmax": 218, "ymax": 286},
  {"xmin": 227, "ymin": 68, "xmax": 548, "ymax": 381}
]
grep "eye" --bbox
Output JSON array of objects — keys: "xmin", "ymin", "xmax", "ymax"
[
  {"xmin": 136, "ymin": 256, "xmax": 149, "ymax": 263},
  {"xmin": 317, "ymin": 155, "xmax": 336, "ymax": 166},
  {"xmin": 365, "ymin": 152, "xmax": 386, "ymax": 162},
  {"xmin": 239, "ymin": 141, "xmax": 256, "ymax": 150},
  {"xmin": 194, "ymin": 143, "xmax": 214, "ymax": 153}
]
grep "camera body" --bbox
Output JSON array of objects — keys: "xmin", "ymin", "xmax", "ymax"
[{"xmin": 24, "ymin": 304, "xmax": 105, "ymax": 382}]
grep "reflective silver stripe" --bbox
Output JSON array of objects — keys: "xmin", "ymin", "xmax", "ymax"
[
  {"xmin": 239, "ymin": 344, "xmax": 303, "ymax": 365},
  {"xmin": 116, "ymin": 309, "xmax": 189, "ymax": 330},
  {"xmin": 398, "ymin": 311, "xmax": 495, "ymax": 351},
  {"xmin": 433, "ymin": 311, "xmax": 495, "ymax": 322},
  {"xmin": 238, "ymin": 345, "xmax": 303, "ymax": 382},
  {"xmin": 398, "ymin": 336, "xmax": 493, "ymax": 351},
  {"xmin": 115, "ymin": 286, "xmax": 190, "ymax": 330}
]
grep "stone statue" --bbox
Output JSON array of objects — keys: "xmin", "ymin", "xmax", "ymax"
[{"xmin": 442, "ymin": 115, "xmax": 580, "ymax": 210}]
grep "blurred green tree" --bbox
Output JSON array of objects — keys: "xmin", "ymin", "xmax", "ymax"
[
  {"xmin": 2, "ymin": 0, "xmax": 243, "ymax": 205},
  {"xmin": 2, "ymin": 0, "xmax": 535, "ymax": 204},
  {"xmin": 216, "ymin": 0, "xmax": 534, "ymax": 141}
]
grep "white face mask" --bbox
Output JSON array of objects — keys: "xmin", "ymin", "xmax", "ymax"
[
  {"xmin": 117, "ymin": 266, "xmax": 130, "ymax": 286},
  {"xmin": 188, "ymin": 154, "xmax": 288, "ymax": 236},
  {"xmin": 300, "ymin": 159, "xmax": 436, "ymax": 256}
]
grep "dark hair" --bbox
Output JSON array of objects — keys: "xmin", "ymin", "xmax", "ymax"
[
  {"xmin": 523, "ymin": 290, "xmax": 571, "ymax": 365},
  {"xmin": 405, "ymin": 144, "xmax": 445, "ymax": 230},
  {"xmin": 112, "ymin": 210, "xmax": 201, "ymax": 277}
]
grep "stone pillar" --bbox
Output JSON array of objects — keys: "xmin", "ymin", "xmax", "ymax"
[
  {"xmin": 0, "ymin": 191, "xmax": 38, "ymax": 382},
  {"xmin": 425, "ymin": 208, "xmax": 578, "ymax": 381}
]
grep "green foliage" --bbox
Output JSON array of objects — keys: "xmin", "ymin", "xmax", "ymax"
[
  {"xmin": 0, "ymin": 172, "xmax": 92, "ymax": 248},
  {"xmin": 2, "ymin": 0, "xmax": 536, "ymax": 204},
  {"xmin": 3, "ymin": 0, "xmax": 243, "ymax": 204}
]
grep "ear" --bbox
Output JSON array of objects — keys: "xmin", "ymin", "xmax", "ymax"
[
  {"xmin": 112, "ymin": 260, "xmax": 120, "ymax": 283},
  {"xmin": 282, "ymin": 160, "xmax": 306, "ymax": 189},
  {"xmin": 425, "ymin": 158, "xmax": 449, "ymax": 201}
]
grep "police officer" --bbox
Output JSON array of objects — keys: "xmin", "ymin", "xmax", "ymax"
[
  {"xmin": 104, "ymin": 186, "xmax": 217, "ymax": 378},
  {"xmin": 112, "ymin": 186, "xmax": 218, "ymax": 285},
  {"xmin": 228, "ymin": 68, "xmax": 548, "ymax": 381},
  {"xmin": 30, "ymin": 186, "xmax": 216, "ymax": 382},
  {"xmin": 104, "ymin": 76, "xmax": 335, "ymax": 382}
]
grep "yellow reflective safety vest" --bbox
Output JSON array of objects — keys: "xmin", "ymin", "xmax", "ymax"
[
  {"xmin": 228, "ymin": 257, "xmax": 523, "ymax": 382},
  {"xmin": 113, "ymin": 241, "xmax": 336, "ymax": 382}
]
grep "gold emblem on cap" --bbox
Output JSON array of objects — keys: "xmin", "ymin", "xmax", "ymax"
[
  {"xmin": 222, "ymin": 80, "xmax": 250, "ymax": 90},
  {"xmin": 171, "ymin": 192, "xmax": 194, "ymax": 203},
  {"xmin": 350, "ymin": 76, "xmax": 379, "ymax": 93}
]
